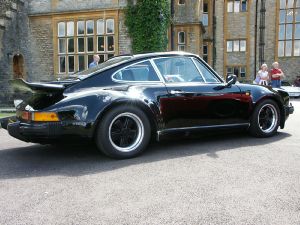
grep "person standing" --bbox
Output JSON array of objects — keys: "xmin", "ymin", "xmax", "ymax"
[
  {"xmin": 89, "ymin": 55, "xmax": 100, "ymax": 68},
  {"xmin": 270, "ymin": 62, "xmax": 284, "ymax": 88},
  {"xmin": 256, "ymin": 64, "xmax": 269, "ymax": 86}
]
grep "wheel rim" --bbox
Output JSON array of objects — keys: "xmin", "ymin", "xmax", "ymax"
[
  {"xmin": 108, "ymin": 112, "xmax": 144, "ymax": 153},
  {"xmin": 258, "ymin": 104, "xmax": 278, "ymax": 133}
]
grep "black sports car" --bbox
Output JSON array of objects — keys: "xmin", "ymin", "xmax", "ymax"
[{"xmin": 1, "ymin": 52, "xmax": 294, "ymax": 159}]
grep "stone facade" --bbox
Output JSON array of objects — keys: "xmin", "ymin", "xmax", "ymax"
[{"xmin": 0, "ymin": 0, "xmax": 299, "ymax": 106}]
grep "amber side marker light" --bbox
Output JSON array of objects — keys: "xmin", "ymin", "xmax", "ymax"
[{"xmin": 33, "ymin": 112, "xmax": 60, "ymax": 122}]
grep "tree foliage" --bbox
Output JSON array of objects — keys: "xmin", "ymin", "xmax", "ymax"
[{"xmin": 125, "ymin": 0, "xmax": 171, "ymax": 54}]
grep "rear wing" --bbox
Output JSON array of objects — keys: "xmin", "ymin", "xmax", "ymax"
[{"xmin": 10, "ymin": 79, "xmax": 65, "ymax": 93}]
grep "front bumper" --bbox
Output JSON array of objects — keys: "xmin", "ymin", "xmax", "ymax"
[{"xmin": 285, "ymin": 103, "xmax": 294, "ymax": 115}]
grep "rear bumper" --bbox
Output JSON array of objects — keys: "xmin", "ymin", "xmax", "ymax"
[{"xmin": 7, "ymin": 121, "xmax": 63, "ymax": 143}]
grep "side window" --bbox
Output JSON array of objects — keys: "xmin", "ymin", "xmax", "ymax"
[
  {"xmin": 193, "ymin": 58, "xmax": 220, "ymax": 83},
  {"xmin": 153, "ymin": 57, "xmax": 205, "ymax": 83},
  {"xmin": 113, "ymin": 60, "xmax": 160, "ymax": 82}
]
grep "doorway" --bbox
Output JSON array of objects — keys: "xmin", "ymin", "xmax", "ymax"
[{"xmin": 13, "ymin": 54, "xmax": 25, "ymax": 79}]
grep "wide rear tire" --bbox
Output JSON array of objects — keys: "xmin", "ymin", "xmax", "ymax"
[
  {"xmin": 95, "ymin": 105, "xmax": 151, "ymax": 159},
  {"xmin": 249, "ymin": 99, "xmax": 280, "ymax": 138}
]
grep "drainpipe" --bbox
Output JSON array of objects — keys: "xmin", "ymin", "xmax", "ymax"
[
  {"xmin": 170, "ymin": 0, "xmax": 175, "ymax": 51},
  {"xmin": 212, "ymin": 0, "xmax": 216, "ymax": 69},
  {"xmin": 259, "ymin": 0, "xmax": 266, "ymax": 66},
  {"xmin": 254, "ymin": 0, "xmax": 259, "ymax": 78}
]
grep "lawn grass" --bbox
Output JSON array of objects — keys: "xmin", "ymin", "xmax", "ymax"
[{"xmin": 0, "ymin": 113, "xmax": 15, "ymax": 119}]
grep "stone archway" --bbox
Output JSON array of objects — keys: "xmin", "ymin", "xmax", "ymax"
[{"xmin": 13, "ymin": 54, "xmax": 25, "ymax": 79}]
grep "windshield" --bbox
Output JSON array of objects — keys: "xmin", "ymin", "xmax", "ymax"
[{"xmin": 75, "ymin": 56, "xmax": 133, "ymax": 78}]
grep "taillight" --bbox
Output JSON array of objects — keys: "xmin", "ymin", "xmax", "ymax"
[{"xmin": 18, "ymin": 111, "xmax": 60, "ymax": 122}]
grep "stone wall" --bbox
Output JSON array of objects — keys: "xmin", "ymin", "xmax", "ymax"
[{"xmin": 0, "ymin": 0, "xmax": 30, "ymax": 106}]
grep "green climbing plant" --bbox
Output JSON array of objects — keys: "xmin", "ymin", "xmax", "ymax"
[{"xmin": 125, "ymin": 0, "xmax": 171, "ymax": 54}]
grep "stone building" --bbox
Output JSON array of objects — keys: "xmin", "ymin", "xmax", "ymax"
[{"xmin": 0, "ymin": 0, "xmax": 299, "ymax": 106}]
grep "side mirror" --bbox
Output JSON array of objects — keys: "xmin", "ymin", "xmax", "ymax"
[{"xmin": 225, "ymin": 74, "xmax": 237, "ymax": 87}]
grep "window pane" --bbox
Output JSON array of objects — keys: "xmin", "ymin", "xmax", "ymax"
[
  {"xmin": 296, "ymin": 0, "xmax": 300, "ymax": 7},
  {"xmin": 203, "ymin": 45, "xmax": 208, "ymax": 54},
  {"xmin": 240, "ymin": 67, "xmax": 246, "ymax": 77},
  {"xmin": 286, "ymin": 9, "xmax": 293, "ymax": 23},
  {"xmin": 286, "ymin": 40, "xmax": 292, "ymax": 56},
  {"xmin": 203, "ymin": 56, "xmax": 208, "ymax": 63},
  {"xmin": 106, "ymin": 19, "xmax": 114, "ymax": 34},
  {"xmin": 240, "ymin": 40, "xmax": 246, "ymax": 51},
  {"xmin": 178, "ymin": 45, "xmax": 185, "ymax": 51},
  {"xmin": 227, "ymin": 1, "xmax": 233, "ymax": 12},
  {"xmin": 58, "ymin": 22, "xmax": 65, "ymax": 37},
  {"xmin": 107, "ymin": 36, "xmax": 114, "ymax": 51},
  {"xmin": 178, "ymin": 32, "xmax": 185, "ymax": 44},
  {"xmin": 114, "ymin": 60, "xmax": 160, "ymax": 81},
  {"xmin": 279, "ymin": 10, "xmax": 286, "ymax": 23},
  {"xmin": 278, "ymin": 41, "xmax": 285, "ymax": 56},
  {"xmin": 227, "ymin": 67, "xmax": 233, "ymax": 75},
  {"xmin": 87, "ymin": 37, "xmax": 94, "ymax": 52},
  {"xmin": 179, "ymin": 0, "xmax": 185, "ymax": 5},
  {"xmin": 67, "ymin": 21, "xmax": 74, "ymax": 36},
  {"xmin": 241, "ymin": 0, "xmax": 247, "ymax": 12},
  {"xmin": 78, "ymin": 37, "xmax": 85, "ymax": 53},
  {"xmin": 108, "ymin": 54, "xmax": 114, "ymax": 59},
  {"xmin": 77, "ymin": 21, "xmax": 84, "ymax": 35},
  {"xmin": 234, "ymin": 0, "xmax": 240, "ymax": 12},
  {"xmin": 294, "ymin": 40, "xmax": 300, "ymax": 56},
  {"xmin": 86, "ymin": 20, "xmax": 94, "ymax": 35},
  {"xmin": 233, "ymin": 40, "xmax": 239, "ymax": 51},
  {"xmin": 295, "ymin": 24, "xmax": 300, "ymax": 38},
  {"xmin": 295, "ymin": 8, "xmax": 300, "ymax": 22},
  {"xmin": 88, "ymin": 55, "xmax": 94, "ymax": 68},
  {"xmin": 279, "ymin": 24, "xmax": 285, "ymax": 40},
  {"xmin": 227, "ymin": 41, "xmax": 233, "ymax": 52},
  {"xmin": 97, "ymin": 19, "xmax": 105, "ymax": 34},
  {"xmin": 78, "ymin": 55, "xmax": 85, "ymax": 71},
  {"xmin": 58, "ymin": 38, "xmax": 66, "ymax": 53},
  {"xmin": 202, "ymin": 14, "xmax": 208, "ymax": 26},
  {"xmin": 98, "ymin": 36, "xmax": 105, "ymax": 52},
  {"xmin": 234, "ymin": 67, "xmax": 239, "ymax": 77},
  {"xmin": 59, "ymin": 56, "xmax": 66, "ymax": 73},
  {"xmin": 286, "ymin": 24, "xmax": 293, "ymax": 39},
  {"xmin": 99, "ymin": 54, "xmax": 105, "ymax": 63},
  {"xmin": 280, "ymin": 0, "xmax": 286, "ymax": 9},
  {"xmin": 287, "ymin": 0, "xmax": 294, "ymax": 8},
  {"xmin": 154, "ymin": 57, "xmax": 204, "ymax": 83},
  {"xmin": 203, "ymin": 3, "xmax": 208, "ymax": 12},
  {"xmin": 68, "ymin": 38, "xmax": 74, "ymax": 53},
  {"xmin": 194, "ymin": 58, "xmax": 219, "ymax": 82},
  {"xmin": 68, "ymin": 56, "xmax": 74, "ymax": 73}
]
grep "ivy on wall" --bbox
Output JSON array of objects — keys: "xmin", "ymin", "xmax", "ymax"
[{"xmin": 125, "ymin": 0, "xmax": 171, "ymax": 54}]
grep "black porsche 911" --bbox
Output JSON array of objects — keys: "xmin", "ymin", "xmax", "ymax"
[{"xmin": 1, "ymin": 52, "xmax": 294, "ymax": 159}]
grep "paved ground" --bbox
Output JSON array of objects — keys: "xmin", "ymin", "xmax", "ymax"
[{"xmin": 0, "ymin": 100, "xmax": 299, "ymax": 225}]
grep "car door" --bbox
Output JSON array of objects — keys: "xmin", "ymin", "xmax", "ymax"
[{"xmin": 152, "ymin": 56, "xmax": 251, "ymax": 130}]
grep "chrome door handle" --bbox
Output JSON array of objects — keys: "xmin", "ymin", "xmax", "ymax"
[{"xmin": 170, "ymin": 90, "xmax": 185, "ymax": 95}]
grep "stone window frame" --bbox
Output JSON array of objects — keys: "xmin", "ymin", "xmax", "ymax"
[
  {"xmin": 178, "ymin": 31, "xmax": 186, "ymax": 51},
  {"xmin": 203, "ymin": 43, "xmax": 208, "ymax": 63},
  {"xmin": 178, "ymin": 0, "xmax": 185, "ymax": 5},
  {"xmin": 54, "ymin": 14, "xmax": 117, "ymax": 76},
  {"xmin": 227, "ymin": 0, "xmax": 248, "ymax": 13},
  {"xmin": 277, "ymin": 0, "xmax": 300, "ymax": 57},
  {"xmin": 227, "ymin": 65, "xmax": 247, "ymax": 78},
  {"xmin": 226, "ymin": 39, "xmax": 247, "ymax": 52},
  {"xmin": 203, "ymin": 1, "xmax": 209, "ymax": 26}
]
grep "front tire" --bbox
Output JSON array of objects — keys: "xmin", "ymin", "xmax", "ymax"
[
  {"xmin": 95, "ymin": 106, "xmax": 151, "ymax": 159},
  {"xmin": 249, "ymin": 99, "xmax": 280, "ymax": 138}
]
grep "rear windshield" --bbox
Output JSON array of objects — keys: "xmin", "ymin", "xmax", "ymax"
[{"xmin": 75, "ymin": 56, "xmax": 132, "ymax": 78}]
